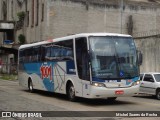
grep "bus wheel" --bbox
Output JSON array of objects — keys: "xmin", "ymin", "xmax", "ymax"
[
  {"xmin": 28, "ymin": 80, "xmax": 34, "ymax": 93},
  {"xmin": 107, "ymin": 97, "xmax": 117, "ymax": 101},
  {"xmin": 156, "ymin": 90, "xmax": 160, "ymax": 100},
  {"xmin": 67, "ymin": 83, "xmax": 76, "ymax": 101}
]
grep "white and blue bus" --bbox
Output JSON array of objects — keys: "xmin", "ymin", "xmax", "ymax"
[{"xmin": 18, "ymin": 33, "xmax": 141, "ymax": 101}]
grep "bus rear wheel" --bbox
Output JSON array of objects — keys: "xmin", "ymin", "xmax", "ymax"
[
  {"xmin": 28, "ymin": 80, "xmax": 34, "ymax": 93},
  {"xmin": 67, "ymin": 83, "xmax": 76, "ymax": 101}
]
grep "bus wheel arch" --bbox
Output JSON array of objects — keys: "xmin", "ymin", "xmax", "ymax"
[
  {"xmin": 66, "ymin": 80, "xmax": 76, "ymax": 101},
  {"xmin": 28, "ymin": 78, "xmax": 34, "ymax": 93}
]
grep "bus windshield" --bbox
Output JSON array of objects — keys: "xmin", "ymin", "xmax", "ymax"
[{"xmin": 89, "ymin": 36, "xmax": 138, "ymax": 80}]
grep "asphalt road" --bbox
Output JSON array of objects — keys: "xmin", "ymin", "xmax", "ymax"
[{"xmin": 0, "ymin": 79, "xmax": 159, "ymax": 120}]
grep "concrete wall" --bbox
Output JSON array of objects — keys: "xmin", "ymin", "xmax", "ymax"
[
  {"xmin": 16, "ymin": 0, "xmax": 47, "ymax": 43},
  {"xmin": 46, "ymin": 0, "xmax": 160, "ymax": 38},
  {"xmin": 135, "ymin": 36, "xmax": 160, "ymax": 72},
  {"xmin": 47, "ymin": 0, "xmax": 123, "ymax": 38}
]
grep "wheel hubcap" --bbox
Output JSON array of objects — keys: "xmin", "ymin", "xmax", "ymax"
[
  {"xmin": 69, "ymin": 86, "xmax": 75, "ymax": 98},
  {"xmin": 30, "ymin": 82, "xmax": 33, "ymax": 90}
]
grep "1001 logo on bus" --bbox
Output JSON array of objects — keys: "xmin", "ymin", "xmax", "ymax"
[{"xmin": 40, "ymin": 64, "xmax": 52, "ymax": 80}]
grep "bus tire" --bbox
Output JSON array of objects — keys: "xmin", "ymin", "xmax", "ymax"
[
  {"xmin": 67, "ymin": 83, "xmax": 76, "ymax": 101},
  {"xmin": 28, "ymin": 79, "xmax": 34, "ymax": 93},
  {"xmin": 156, "ymin": 89, "xmax": 160, "ymax": 100},
  {"xmin": 107, "ymin": 97, "xmax": 117, "ymax": 101}
]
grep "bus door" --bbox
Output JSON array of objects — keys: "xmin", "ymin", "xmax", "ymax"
[{"xmin": 75, "ymin": 37, "xmax": 90, "ymax": 97}]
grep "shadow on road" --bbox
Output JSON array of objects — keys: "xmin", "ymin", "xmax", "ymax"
[
  {"xmin": 133, "ymin": 94, "xmax": 157, "ymax": 100},
  {"xmin": 23, "ymin": 89, "xmax": 136, "ymax": 106},
  {"xmin": 78, "ymin": 98, "xmax": 134, "ymax": 106}
]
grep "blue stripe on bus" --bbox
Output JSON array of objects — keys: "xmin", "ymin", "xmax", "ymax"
[
  {"xmin": 92, "ymin": 76, "xmax": 139, "ymax": 85},
  {"xmin": 43, "ymin": 78, "xmax": 54, "ymax": 92},
  {"xmin": 23, "ymin": 63, "xmax": 41, "ymax": 75},
  {"xmin": 92, "ymin": 77, "xmax": 104, "ymax": 82}
]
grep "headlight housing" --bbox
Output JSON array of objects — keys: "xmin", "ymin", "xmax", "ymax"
[
  {"xmin": 131, "ymin": 80, "xmax": 140, "ymax": 86},
  {"xmin": 92, "ymin": 82, "xmax": 106, "ymax": 87}
]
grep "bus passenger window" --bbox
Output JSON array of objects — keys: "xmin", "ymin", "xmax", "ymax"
[
  {"xmin": 41, "ymin": 47, "xmax": 46, "ymax": 61},
  {"xmin": 45, "ymin": 47, "xmax": 51, "ymax": 60}
]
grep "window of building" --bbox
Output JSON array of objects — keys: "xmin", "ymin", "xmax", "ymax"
[
  {"xmin": 11, "ymin": 0, "xmax": 13, "ymax": 19},
  {"xmin": 41, "ymin": 3, "xmax": 44, "ymax": 22},
  {"xmin": 2, "ymin": 1, "xmax": 7, "ymax": 20},
  {"xmin": 26, "ymin": 11, "xmax": 29, "ymax": 27},
  {"xmin": 36, "ymin": 0, "xmax": 39, "ymax": 26},
  {"xmin": 31, "ymin": 0, "xmax": 34, "ymax": 27}
]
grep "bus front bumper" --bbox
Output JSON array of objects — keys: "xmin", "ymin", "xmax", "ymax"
[{"xmin": 87, "ymin": 85, "xmax": 139, "ymax": 99}]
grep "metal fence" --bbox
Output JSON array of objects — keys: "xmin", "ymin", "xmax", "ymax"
[{"xmin": 0, "ymin": 63, "xmax": 17, "ymax": 74}]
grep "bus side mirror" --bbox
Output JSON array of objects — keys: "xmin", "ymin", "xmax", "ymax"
[{"xmin": 137, "ymin": 50, "xmax": 142, "ymax": 66}]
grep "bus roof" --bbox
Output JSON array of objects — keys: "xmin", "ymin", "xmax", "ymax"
[{"xmin": 19, "ymin": 33, "xmax": 132, "ymax": 49}]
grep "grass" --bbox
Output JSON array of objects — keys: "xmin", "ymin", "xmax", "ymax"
[{"xmin": 0, "ymin": 74, "xmax": 18, "ymax": 80}]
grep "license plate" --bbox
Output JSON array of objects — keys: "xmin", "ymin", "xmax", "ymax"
[{"xmin": 115, "ymin": 90, "xmax": 124, "ymax": 95}]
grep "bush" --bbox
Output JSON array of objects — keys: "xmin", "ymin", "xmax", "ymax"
[
  {"xmin": 18, "ymin": 34, "xmax": 25, "ymax": 44},
  {"xmin": 17, "ymin": 11, "xmax": 25, "ymax": 20}
]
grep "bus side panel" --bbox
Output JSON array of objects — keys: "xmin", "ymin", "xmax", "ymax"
[
  {"xmin": 53, "ymin": 60, "xmax": 78, "ymax": 95},
  {"xmin": 30, "ymin": 73, "xmax": 46, "ymax": 91},
  {"xmin": 53, "ymin": 62, "xmax": 66, "ymax": 94},
  {"xmin": 38, "ymin": 62, "xmax": 55, "ymax": 92},
  {"xmin": 24, "ymin": 63, "xmax": 45, "ymax": 90},
  {"xmin": 18, "ymin": 71, "xmax": 30, "ymax": 88},
  {"xmin": 18, "ymin": 67, "xmax": 45, "ymax": 91},
  {"xmin": 52, "ymin": 60, "xmax": 83, "ymax": 97},
  {"xmin": 82, "ymin": 80, "xmax": 91, "ymax": 98},
  {"xmin": 19, "ymin": 62, "xmax": 29, "ymax": 88},
  {"xmin": 19, "ymin": 60, "xmax": 83, "ymax": 96},
  {"xmin": 65, "ymin": 60, "xmax": 83, "ymax": 97},
  {"xmin": 19, "ymin": 62, "xmax": 54, "ymax": 92}
]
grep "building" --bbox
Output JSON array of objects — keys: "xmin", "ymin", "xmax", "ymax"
[{"xmin": 0, "ymin": 0, "xmax": 160, "ymax": 73}]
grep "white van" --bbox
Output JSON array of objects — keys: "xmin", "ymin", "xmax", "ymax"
[{"xmin": 140, "ymin": 72, "xmax": 160, "ymax": 100}]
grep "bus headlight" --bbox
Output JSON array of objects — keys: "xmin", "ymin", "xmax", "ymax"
[
  {"xmin": 131, "ymin": 80, "xmax": 140, "ymax": 86},
  {"xmin": 92, "ymin": 82, "xmax": 106, "ymax": 87}
]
